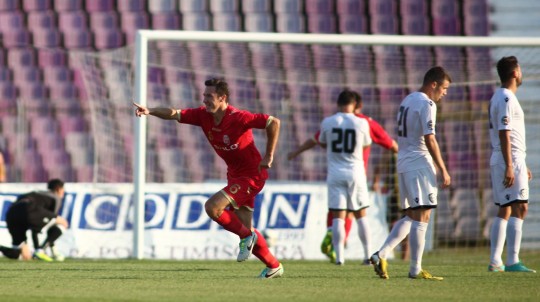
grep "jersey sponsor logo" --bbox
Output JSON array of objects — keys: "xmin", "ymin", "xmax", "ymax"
[
  {"xmin": 501, "ymin": 116, "xmax": 509, "ymax": 125},
  {"xmin": 211, "ymin": 127, "xmax": 221, "ymax": 132},
  {"xmin": 213, "ymin": 143, "xmax": 239, "ymax": 151},
  {"xmin": 223, "ymin": 135, "xmax": 230, "ymax": 145}
]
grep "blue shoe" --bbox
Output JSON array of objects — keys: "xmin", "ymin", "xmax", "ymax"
[
  {"xmin": 505, "ymin": 262, "xmax": 536, "ymax": 273},
  {"xmin": 488, "ymin": 264, "xmax": 505, "ymax": 272},
  {"xmin": 237, "ymin": 231, "xmax": 257, "ymax": 262}
]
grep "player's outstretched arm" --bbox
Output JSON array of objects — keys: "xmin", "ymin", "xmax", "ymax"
[
  {"xmin": 133, "ymin": 102, "xmax": 179, "ymax": 120},
  {"xmin": 287, "ymin": 138, "xmax": 318, "ymax": 160},
  {"xmin": 259, "ymin": 117, "xmax": 280, "ymax": 172},
  {"xmin": 425, "ymin": 134, "xmax": 451, "ymax": 188}
]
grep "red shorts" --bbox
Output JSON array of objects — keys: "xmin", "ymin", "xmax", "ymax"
[{"xmin": 220, "ymin": 176, "xmax": 266, "ymax": 211}]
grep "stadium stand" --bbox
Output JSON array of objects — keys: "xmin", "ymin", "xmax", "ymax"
[{"xmin": 0, "ymin": 0, "xmax": 538, "ymax": 248}]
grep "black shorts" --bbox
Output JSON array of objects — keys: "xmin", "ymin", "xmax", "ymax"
[{"xmin": 6, "ymin": 202, "xmax": 55, "ymax": 246}]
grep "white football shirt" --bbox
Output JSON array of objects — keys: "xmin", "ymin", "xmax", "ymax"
[
  {"xmin": 489, "ymin": 88, "xmax": 527, "ymax": 165},
  {"xmin": 319, "ymin": 112, "xmax": 371, "ymax": 179},
  {"xmin": 396, "ymin": 92, "xmax": 437, "ymax": 173}
]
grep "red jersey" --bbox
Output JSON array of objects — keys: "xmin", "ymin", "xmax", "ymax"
[
  {"xmin": 315, "ymin": 113, "xmax": 394, "ymax": 171},
  {"xmin": 179, "ymin": 105, "xmax": 270, "ymax": 179}
]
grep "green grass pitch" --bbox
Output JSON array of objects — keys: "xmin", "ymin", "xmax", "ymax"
[{"xmin": 1, "ymin": 248, "xmax": 539, "ymax": 301}]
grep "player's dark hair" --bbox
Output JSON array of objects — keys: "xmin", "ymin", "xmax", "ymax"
[
  {"xmin": 352, "ymin": 90, "xmax": 362, "ymax": 105},
  {"xmin": 497, "ymin": 56, "xmax": 519, "ymax": 83},
  {"xmin": 337, "ymin": 90, "xmax": 357, "ymax": 106},
  {"xmin": 47, "ymin": 179, "xmax": 64, "ymax": 191},
  {"xmin": 423, "ymin": 66, "xmax": 452, "ymax": 86},
  {"xmin": 205, "ymin": 78, "xmax": 230, "ymax": 100}
]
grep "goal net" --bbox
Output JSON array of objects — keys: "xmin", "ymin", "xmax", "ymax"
[{"xmin": 71, "ymin": 31, "xmax": 540, "ymax": 257}]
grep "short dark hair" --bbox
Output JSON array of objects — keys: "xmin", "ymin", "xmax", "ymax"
[
  {"xmin": 423, "ymin": 66, "xmax": 452, "ymax": 86},
  {"xmin": 337, "ymin": 90, "xmax": 357, "ymax": 106},
  {"xmin": 47, "ymin": 179, "xmax": 64, "ymax": 191},
  {"xmin": 496, "ymin": 56, "xmax": 519, "ymax": 83},
  {"xmin": 204, "ymin": 78, "xmax": 230, "ymax": 100}
]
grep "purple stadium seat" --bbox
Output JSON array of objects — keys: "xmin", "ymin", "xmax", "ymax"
[
  {"xmin": 209, "ymin": 0, "xmax": 239, "ymax": 13},
  {"xmin": 180, "ymin": 0, "xmax": 209, "ymax": 12},
  {"xmin": 431, "ymin": 0, "xmax": 458, "ymax": 18},
  {"xmin": 117, "ymin": 0, "xmax": 146, "ymax": 12},
  {"xmin": 0, "ymin": 82, "xmax": 17, "ymax": 99},
  {"xmin": 43, "ymin": 66, "xmax": 72, "ymax": 86},
  {"xmin": 1, "ymin": 29, "xmax": 32, "ymax": 48},
  {"xmin": 58, "ymin": 116, "xmax": 87, "ymax": 135},
  {"xmin": 85, "ymin": 0, "xmax": 115, "ymax": 12},
  {"xmin": 27, "ymin": 10, "xmax": 56, "ymax": 30},
  {"xmin": 257, "ymin": 82, "xmax": 289, "ymax": 111},
  {"xmin": 338, "ymin": 14, "xmax": 368, "ymax": 34},
  {"xmin": 274, "ymin": 0, "xmax": 302, "ymax": 13},
  {"xmin": 54, "ymin": 0, "xmax": 82, "ymax": 11},
  {"xmin": 90, "ymin": 11, "xmax": 119, "ymax": 31},
  {"xmin": 213, "ymin": 12, "xmax": 242, "ymax": 31},
  {"xmin": 182, "ymin": 12, "xmax": 211, "ymax": 30},
  {"xmin": 242, "ymin": 0, "xmax": 271, "ymax": 13},
  {"xmin": 0, "ymin": 11, "xmax": 25, "ymax": 32},
  {"xmin": 250, "ymin": 44, "xmax": 281, "ymax": 68},
  {"xmin": 305, "ymin": 0, "xmax": 335, "ymax": 13},
  {"xmin": 58, "ymin": 11, "xmax": 89, "ymax": 31},
  {"xmin": 281, "ymin": 44, "xmax": 312, "ymax": 69},
  {"xmin": 49, "ymin": 82, "xmax": 79, "ymax": 99},
  {"xmin": 371, "ymin": 14, "xmax": 399, "ymax": 34},
  {"xmin": 23, "ymin": 0, "xmax": 52, "ymax": 11},
  {"xmin": 12, "ymin": 66, "xmax": 42, "ymax": 84},
  {"xmin": 369, "ymin": 0, "xmax": 397, "ymax": 15},
  {"xmin": 54, "ymin": 98, "xmax": 83, "ymax": 118},
  {"xmin": 0, "ymin": 48, "xmax": 4, "ymax": 66},
  {"xmin": 401, "ymin": 0, "xmax": 428, "ymax": 16},
  {"xmin": 148, "ymin": 0, "xmax": 178, "ymax": 13},
  {"xmin": 62, "ymin": 29, "xmax": 93, "ymax": 49},
  {"xmin": 401, "ymin": 15, "xmax": 430, "ymax": 35},
  {"xmin": 219, "ymin": 44, "xmax": 251, "ymax": 69},
  {"xmin": 121, "ymin": 11, "xmax": 150, "ymax": 31},
  {"xmin": 0, "ymin": 0, "xmax": 19, "ymax": 11},
  {"xmin": 18, "ymin": 83, "xmax": 49, "ymax": 100},
  {"xmin": 244, "ymin": 13, "xmax": 274, "ymax": 32},
  {"xmin": 307, "ymin": 14, "xmax": 337, "ymax": 33},
  {"xmin": 276, "ymin": 13, "xmax": 306, "ymax": 33},
  {"xmin": 151, "ymin": 12, "xmax": 181, "ymax": 29},
  {"xmin": 38, "ymin": 48, "xmax": 68, "ymax": 67},
  {"xmin": 7, "ymin": 47, "xmax": 37, "ymax": 68},
  {"xmin": 94, "ymin": 28, "xmax": 125, "ymax": 50},
  {"xmin": 312, "ymin": 45, "xmax": 343, "ymax": 70},
  {"xmin": 319, "ymin": 85, "xmax": 345, "ymax": 116},
  {"xmin": 404, "ymin": 46, "xmax": 434, "ymax": 85},
  {"xmin": 432, "ymin": 17, "xmax": 461, "ymax": 36},
  {"xmin": 0, "ymin": 66, "xmax": 11, "ymax": 81},
  {"xmin": 464, "ymin": 16, "xmax": 490, "ymax": 36},
  {"xmin": 32, "ymin": 28, "xmax": 63, "ymax": 47},
  {"xmin": 336, "ymin": 0, "xmax": 365, "ymax": 14}
]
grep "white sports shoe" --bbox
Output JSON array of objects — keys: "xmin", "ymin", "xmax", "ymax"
[
  {"xmin": 258, "ymin": 263, "xmax": 284, "ymax": 279},
  {"xmin": 237, "ymin": 231, "xmax": 257, "ymax": 262},
  {"xmin": 51, "ymin": 246, "xmax": 65, "ymax": 262}
]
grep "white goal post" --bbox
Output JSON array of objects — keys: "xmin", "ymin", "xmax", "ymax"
[{"xmin": 132, "ymin": 30, "xmax": 540, "ymax": 259}]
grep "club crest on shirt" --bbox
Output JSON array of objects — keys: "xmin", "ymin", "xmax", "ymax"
[
  {"xmin": 414, "ymin": 197, "xmax": 419, "ymax": 203},
  {"xmin": 505, "ymin": 194, "xmax": 510, "ymax": 201},
  {"xmin": 223, "ymin": 135, "xmax": 230, "ymax": 145},
  {"xmin": 427, "ymin": 120, "xmax": 434, "ymax": 130},
  {"xmin": 501, "ymin": 116, "xmax": 509, "ymax": 125},
  {"xmin": 207, "ymin": 131, "xmax": 213, "ymax": 141}
]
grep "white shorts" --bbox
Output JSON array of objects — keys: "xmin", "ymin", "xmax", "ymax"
[
  {"xmin": 490, "ymin": 158, "xmax": 529, "ymax": 206},
  {"xmin": 327, "ymin": 177, "xmax": 370, "ymax": 211},
  {"xmin": 398, "ymin": 166, "xmax": 438, "ymax": 209}
]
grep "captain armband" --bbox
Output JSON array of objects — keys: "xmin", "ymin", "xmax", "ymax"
[{"xmin": 266, "ymin": 116, "xmax": 274, "ymax": 128}]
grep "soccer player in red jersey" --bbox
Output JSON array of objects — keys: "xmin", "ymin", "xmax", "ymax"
[
  {"xmin": 288, "ymin": 90, "xmax": 397, "ymax": 263},
  {"xmin": 134, "ymin": 78, "xmax": 283, "ymax": 278}
]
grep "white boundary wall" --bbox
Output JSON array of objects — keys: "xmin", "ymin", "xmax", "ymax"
[{"xmin": 0, "ymin": 182, "xmax": 392, "ymax": 260}]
